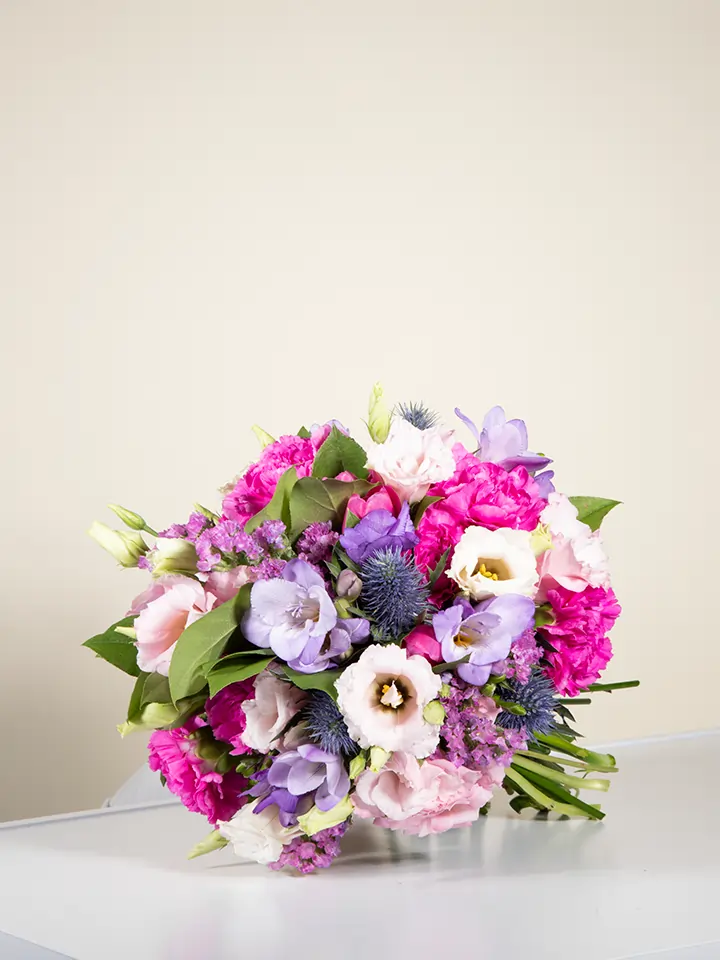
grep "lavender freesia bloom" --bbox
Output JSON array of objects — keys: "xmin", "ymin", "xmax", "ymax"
[
  {"xmin": 533, "ymin": 469, "xmax": 556, "ymax": 499},
  {"xmin": 251, "ymin": 744, "xmax": 351, "ymax": 824},
  {"xmin": 433, "ymin": 594, "xmax": 535, "ymax": 686},
  {"xmin": 287, "ymin": 616, "xmax": 370, "ymax": 674},
  {"xmin": 243, "ymin": 559, "xmax": 337, "ymax": 666},
  {"xmin": 339, "ymin": 501, "xmax": 418, "ymax": 565},
  {"xmin": 455, "ymin": 406, "xmax": 552, "ymax": 473}
]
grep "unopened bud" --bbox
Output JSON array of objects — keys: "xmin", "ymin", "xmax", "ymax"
[
  {"xmin": 336, "ymin": 569, "xmax": 362, "ymax": 601},
  {"xmin": 367, "ymin": 382, "xmax": 391, "ymax": 443},
  {"xmin": 88, "ymin": 522, "xmax": 148, "ymax": 567},
  {"xmin": 252, "ymin": 425, "xmax": 276, "ymax": 449},
  {"xmin": 422, "ymin": 700, "xmax": 446, "ymax": 725},
  {"xmin": 152, "ymin": 538, "xmax": 198, "ymax": 577},
  {"xmin": 107, "ymin": 504, "xmax": 147, "ymax": 532},
  {"xmin": 369, "ymin": 746, "xmax": 390, "ymax": 772}
]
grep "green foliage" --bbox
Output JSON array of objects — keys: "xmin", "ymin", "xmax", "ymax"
[
  {"xmin": 207, "ymin": 654, "xmax": 274, "ymax": 698},
  {"xmin": 412, "ymin": 495, "xmax": 442, "ymax": 524},
  {"xmin": 83, "ymin": 617, "xmax": 139, "ymax": 676},
  {"xmin": 428, "ymin": 548, "xmax": 451, "ymax": 588},
  {"xmin": 288, "ymin": 477, "xmax": 374, "ymax": 540},
  {"xmin": 168, "ymin": 586, "xmax": 251, "ymax": 704},
  {"xmin": 311, "ymin": 426, "xmax": 369, "ymax": 480},
  {"xmin": 282, "ymin": 666, "xmax": 342, "ymax": 700},
  {"xmin": 568, "ymin": 496, "xmax": 621, "ymax": 531}
]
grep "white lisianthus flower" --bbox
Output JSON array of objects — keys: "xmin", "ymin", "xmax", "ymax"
[
  {"xmin": 217, "ymin": 800, "xmax": 302, "ymax": 865},
  {"xmin": 447, "ymin": 526, "xmax": 539, "ymax": 601},
  {"xmin": 365, "ymin": 419, "xmax": 456, "ymax": 503},
  {"xmin": 335, "ymin": 644, "xmax": 442, "ymax": 757}
]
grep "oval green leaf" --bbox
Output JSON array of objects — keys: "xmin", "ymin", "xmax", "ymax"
[
  {"xmin": 83, "ymin": 616, "xmax": 139, "ymax": 676},
  {"xmin": 568, "ymin": 496, "xmax": 621, "ymax": 531}
]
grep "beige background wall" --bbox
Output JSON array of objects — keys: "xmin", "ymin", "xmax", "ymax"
[{"xmin": 1, "ymin": 1, "xmax": 717, "ymax": 821}]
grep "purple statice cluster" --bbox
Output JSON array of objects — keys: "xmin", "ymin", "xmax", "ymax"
[
  {"xmin": 499, "ymin": 628, "xmax": 543, "ymax": 684},
  {"xmin": 268, "ymin": 823, "xmax": 348, "ymax": 874},
  {"xmin": 438, "ymin": 678, "xmax": 527, "ymax": 774},
  {"xmin": 296, "ymin": 521, "xmax": 339, "ymax": 567},
  {"xmin": 158, "ymin": 514, "xmax": 288, "ymax": 573}
]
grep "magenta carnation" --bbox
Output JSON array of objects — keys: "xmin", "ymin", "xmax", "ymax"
[
  {"xmin": 540, "ymin": 585, "xmax": 621, "ymax": 696},
  {"xmin": 222, "ymin": 434, "xmax": 316, "ymax": 526},
  {"xmin": 205, "ymin": 680, "xmax": 256, "ymax": 756},
  {"xmin": 148, "ymin": 718, "xmax": 248, "ymax": 823},
  {"xmin": 415, "ymin": 461, "xmax": 544, "ymax": 577}
]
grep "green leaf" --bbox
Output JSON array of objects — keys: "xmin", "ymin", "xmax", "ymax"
[
  {"xmin": 584, "ymin": 679, "xmax": 640, "ymax": 693},
  {"xmin": 288, "ymin": 477, "xmax": 376, "ymax": 540},
  {"xmin": 83, "ymin": 617, "xmax": 139, "ymax": 676},
  {"xmin": 297, "ymin": 426, "xmax": 311, "ymax": 439},
  {"xmin": 412, "ymin": 495, "xmax": 442, "ymax": 524},
  {"xmin": 207, "ymin": 656, "xmax": 273, "ymax": 697},
  {"xmin": 311, "ymin": 426, "xmax": 369, "ymax": 480},
  {"xmin": 245, "ymin": 467, "xmax": 298, "ymax": 533},
  {"xmin": 187, "ymin": 829, "xmax": 228, "ymax": 860},
  {"xmin": 568, "ymin": 496, "xmax": 621, "ymax": 531},
  {"xmin": 282, "ymin": 666, "xmax": 342, "ymax": 700},
  {"xmin": 534, "ymin": 605, "xmax": 555, "ymax": 629},
  {"xmin": 127, "ymin": 671, "xmax": 149, "ymax": 723},
  {"xmin": 127, "ymin": 671, "xmax": 174, "ymax": 723},
  {"xmin": 344, "ymin": 510, "xmax": 361, "ymax": 529},
  {"xmin": 428, "ymin": 548, "xmax": 451, "ymax": 588},
  {"xmin": 169, "ymin": 587, "xmax": 250, "ymax": 704}
]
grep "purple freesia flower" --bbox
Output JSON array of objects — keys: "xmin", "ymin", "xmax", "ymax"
[
  {"xmin": 243, "ymin": 559, "xmax": 337, "ymax": 666},
  {"xmin": 455, "ymin": 406, "xmax": 552, "ymax": 472},
  {"xmin": 533, "ymin": 469, "xmax": 556, "ymax": 499},
  {"xmin": 339, "ymin": 501, "xmax": 418, "ymax": 564},
  {"xmin": 287, "ymin": 616, "xmax": 370, "ymax": 674},
  {"xmin": 433, "ymin": 594, "xmax": 535, "ymax": 686},
  {"xmin": 251, "ymin": 745, "xmax": 351, "ymax": 825}
]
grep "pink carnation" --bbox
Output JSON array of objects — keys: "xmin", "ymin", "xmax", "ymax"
[
  {"xmin": 205, "ymin": 680, "xmax": 256, "ymax": 756},
  {"xmin": 352, "ymin": 752, "xmax": 493, "ymax": 837},
  {"xmin": 222, "ymin": 434, "xmax": 316, "ymax": 527},
  {"xmin": 540, "ymin": 585, "xmax": 621, "ymax": 696},
  {"xmin": 415, "ymin": 461, "xmax": 544, "ymax": 585},
  {"xmin": 148, "ymin": 718, "xmax": 248, "ymax": 823}
]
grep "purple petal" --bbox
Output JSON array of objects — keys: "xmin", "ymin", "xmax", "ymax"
[
  {"xmin": 534, "ymin": 470, "xmax": 556, "ymax": 499},
  {"xmin": 499, "ymin": 453, "xmax": 553, "ymax": 472},
  {"xmin": 454, "ymin": 407, "xmax": 483, "ymax": 447},
  {"xmin": 457, "ymin": 661, "xmax": 493, "ymax": 685},
  {"xmin": 282, "ymin": 558, "xmax": 327, "ymax": 590},
  {"xmin": 287, "ymin": 758, "xmax": 326, "ymax": 796},
  {"xmin": 432, "ymin": 605, "xmax": 464, "ymax": 647},
  {"xmin": 479, "ymin": 594, "xmax": 535, "ymax": 640}
]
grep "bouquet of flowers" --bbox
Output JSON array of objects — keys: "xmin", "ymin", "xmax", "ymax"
[{"xmin": 86, "ymin": 386, "xmax": 636, "ymax": 872}]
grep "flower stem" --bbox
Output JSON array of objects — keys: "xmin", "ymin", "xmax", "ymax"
[
  {"xmin": 558, "ymin": 697, "xmax": 592, "ymax": 705},
  {"xmin": 511, "ymin": 755, "xmax": 610, "ymax": 792},
  {"xmin": 504, "ymin": 768, "xmax": 604, "ymax": 820},
  {"xmin": 584, "ymin": 680, "xmax": 640, "ymax": 693},
  {"xmin": 516, "ymin": 748, "xmax": 618, "ymax": 774},
  {"xmin": 536, "ymin": 732, "xmax": 616, "ymax": 769}
]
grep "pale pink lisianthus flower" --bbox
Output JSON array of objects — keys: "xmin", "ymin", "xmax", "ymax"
[
  {"xmin": 204, "ymin": 566, "xmax": 251, "ymax": 603},
  {"xmin": 536, "ymin": 494, "xmax": 610, "ymax": 601},
  {"xmin": 128, "ymin": 574, "xmax": 189, "ymax": 616},
  {"xmin": 365, "ymin": 419, "xmax": 456, "ymax": 504},
  {"xmin": 240, "ymin": 672, "xmax": 306, "ymax": 753},
  {"xmin": 335, "ymin": 644, "xmax": 442, "ymax": 758},
  {"xmin": 135, "ymin": 579, "xmax": 217, "ymax": 675},
  {"xmin": 352, "ymin": 752, "xmax": 493, "ymax": 837}
]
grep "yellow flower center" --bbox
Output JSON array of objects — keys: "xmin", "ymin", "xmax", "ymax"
[{"xmin": 379, "ymin": 681, "xmax": 404, "ymax": 709}]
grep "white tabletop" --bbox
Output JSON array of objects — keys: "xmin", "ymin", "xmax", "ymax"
[{"xmin": 1, "ymin": 731, "xmax": 719, "ymax": 960}]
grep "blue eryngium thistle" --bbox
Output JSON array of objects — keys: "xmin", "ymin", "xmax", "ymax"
[
  {"xmin": 360, "ymin": 546, "xmax": 429, "ymax": 640},
  {"xmin": 301, "ymin": 690, "xmax": 359, "ymax": 758},
  {"xmin": 497, "ymin": 671, "xmax": 557, "ymax": 738},
  {"xmin": 397, "ymin": 401, "xmax": 440, "ymax": 431}
]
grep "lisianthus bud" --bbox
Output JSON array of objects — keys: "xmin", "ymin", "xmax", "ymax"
[
  {"xmin": 348, "ymin": 753, "xmax": 367, "ymax": 780},
  {"xmin": 187, "ymin": 829, "xmax": 229, "ymax": 860},
  {"xmin": 107, "ymin": 504, "xmax": 147, "ymax": 532},
  {"xmin": 422, "ymin": 700, "xmax": 446, "ymax": 725},
  {"xmin": 367, "ymin": 382, "xmax": 391, "ymax": 443},
  {"xmin": 117, "ymin": 702, "xmax": 180, "ymax": 737},
  {"xmin": 297, "ymin": 796, "xmax": 353, "ymax": 837},
  {"xmin": 369, "ymin": 746, "xmax": 390, "ymax": 772},
  {"xmin": 336, "ymin": 569, "xmax": 362, "ymax": 601},
  {"xmin": 88, "ymin": 521, "xmax": 148, "ymax": 567},
  {"xmin": 251, "ymin": 424, "xmax": 276, "ymax": 449},
  {"xmin": 152, "ymin": 538, "xmax": 198, "ymax": 577}
]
